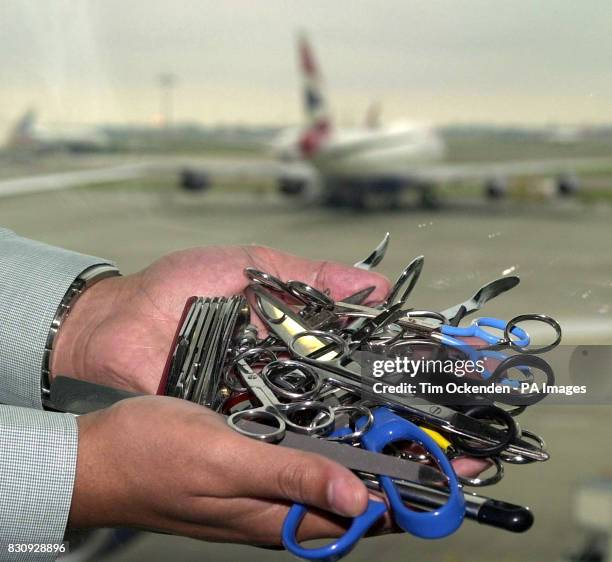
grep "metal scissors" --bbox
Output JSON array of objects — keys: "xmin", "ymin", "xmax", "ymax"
[
  {"xmin": 282, "ymin": 406, "xmax": 466, "ymax": 561},
  {"xmin": 391, "ymin": 313, "xmax": 561, "ymax": 385},
  {"xmin": 284, "ymin": 279, "xmax": 446, "ymax": 333},
  {"xmin": 353, "ymin": 232, "xmax": 390, "ymax": 270},
  {"xmin": 250, "ymin": 278, "xmax": 548, "ymax": 387},
  {"xmin": 248, "ymin": 284, "xmax": 549, "ymax": 461},
  {"xmin": 440, "ymin": 276, "xmax": 521, "ymax": 326},
  {"xmin": 226, "ymin": 359, "xmax": 335, "ymax": 442}
]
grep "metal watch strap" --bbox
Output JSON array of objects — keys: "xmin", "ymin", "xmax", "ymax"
[{"xmin": 41, "ymin": 264, "xmax": 121, "ymax": 399}]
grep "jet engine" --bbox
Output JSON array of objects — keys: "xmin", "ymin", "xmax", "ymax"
[
  {"xmin": 556, "ymin": 173, "xmax": 580, "ymax": 196},
  {"xmin": 179, "ymin": 169, "xmax": 209, "ymax": 192},
  {"xmin": 484, "ymin": 176, "xmax": 508, "ymax": 199}
]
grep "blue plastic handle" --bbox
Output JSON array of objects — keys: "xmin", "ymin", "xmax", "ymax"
[
  {"xmin": 441, "ymin": 317, "xmax": 529, "ymax": 348},
  {"xmin": 282, "ymin": 425, "xmax": 387, "ymax": 561},
  {"xmin": 430, "ymin": 338, "xmax": 531, "ymax": 384},
  {"xmin": 282, "ymin": 500, "xmax": 387, "ymax": 562},
  {"xmin": 360, "ymin": 408, "xmax": 465, "ymax": 539},
  {"xmin": 281, "ymin": 408, "xmax": 466, "ymax": 561}
]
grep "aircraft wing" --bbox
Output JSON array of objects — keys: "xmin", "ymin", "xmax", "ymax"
[
  {"xmin": 0, "ymin": 162, "xmax": 155, "ymax": 198},
  {"xmin": 408, "ymin": 156, "xmax": 612, "ymax": 183},
  {"xmin": 176, "ymin": 156, "xmax": 318, "ymax": 188},
  {"xmin": 177, "ymin": 156, "xmax": 286, "ymax": 180}
]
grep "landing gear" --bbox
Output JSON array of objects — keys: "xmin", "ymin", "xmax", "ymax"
[
  {"xmin": 557, "ymin": 174, "xmax": 580, "ymax": 197},
  {"xmin": 323, "ymin": 177, "xmax": 406, "ymax": 211},
  {"xmin": 485, "ymin": 177, "xmax": 508, "ymax": 199},
  {"xmin": 419, "ymin": 184, "xmax": 440, "ymax": 209},
  {"xmin": 180, "ymin": 169, "xmax": 209, "ymax": 192},
  {"xmin": 279, "ymin": 177, "xmax": 305, "ymax": 196}
]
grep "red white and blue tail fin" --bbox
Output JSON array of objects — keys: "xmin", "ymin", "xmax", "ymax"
[{"xmin": 297, "ymin": 34, "xmax": 331, "ymax": 156}]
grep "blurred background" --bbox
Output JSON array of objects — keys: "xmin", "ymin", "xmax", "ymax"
[{"xmin": 1, "ymin": 1, "xmax": 612, "ymax": 561}]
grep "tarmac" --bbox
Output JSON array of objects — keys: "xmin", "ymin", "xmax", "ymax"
[{"xmin": 2, "ymin": 184, "xmax": 611, "ymax": 561}]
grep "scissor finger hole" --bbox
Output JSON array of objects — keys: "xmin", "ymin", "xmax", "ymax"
[
  {"xmin": 286, "ymin": 280, "xmax": 335, "ymax": 309},
  {"xmin": 261, "ymin": 360, "xmax": 321, "ymax": 400},
  {"xmin": 505, "ymin": 314, "xmax": 561, "ymax": 353},
  {"xmin": 489, "ymin": 354, "xmax": 555, "ymax": 406},
  {"xmin": 245, "ymin": 267, "xmax": 290, "ymax": 294},
  {"xmin": 227, "ymin": 409, "xmax": 286, "ymax": 443},
  {"xmin": 326, "ymin": 405, "xmax": 374, "ymax": 443},
  {"xmin": 457, "ymin": 456, "xmax": 504, "ymax": 487},
  {"xmin": 453, "ymin": 405, "xmax": 517, "ymax": 457},
  {"xmin": 282, "ymin": 402, "xmax": 335, "ymax": 435}
]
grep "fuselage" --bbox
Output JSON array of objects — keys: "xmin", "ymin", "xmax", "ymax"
[
  {"xmin": 275, "ymin": 122, "xmax": 445, "ymax": 177},
  {"xmin": 28, "ymin": 125, "xmax": 110, "ymax": 152}
]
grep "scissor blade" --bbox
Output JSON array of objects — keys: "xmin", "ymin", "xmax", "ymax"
[
  {"xmin": 343, "ymin": 285, "xmax": 376, "ymax": 305},
  {"xmin": 354, "ymin": 233, "xmax": 390, "ymax": 270},
  {"xmin": 441, "ymin": 276, "xmax": 520, "ymax": 325},
  {"xmin": 248, "ymin": 284, "xmax": 324, "ymax": 355},
  {"xmin": 237, "ymin": 419, "xmax": 447, "ymax": 487},
  {"xmin": 386, "ymin": 255, "xmax": 425, "ymax": 307}
]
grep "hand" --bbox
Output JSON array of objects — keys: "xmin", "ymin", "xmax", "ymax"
[
  {"xmin": 70, "ymin": 396, "xmax": 381, "ymax": 544},
  {"xmin": 51, "ymin": 245, "xmax": 390, "ymax": 393}
]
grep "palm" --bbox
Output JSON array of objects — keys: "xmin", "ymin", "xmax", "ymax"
[{"xmin": 80, "ymin": 245, "xmax": 390, "ymax": 393}]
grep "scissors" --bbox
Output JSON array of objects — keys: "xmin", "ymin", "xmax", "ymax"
[
  {"xmin": 248, "ymin": 283, "xmax": 549, "ymax": 461},
  {"xmin": 283, "ymin": 277, "xmax": 561, "ymax": 361},
  {"xmin": 353, "ymin": 232, "xmax": 390, "ymax": 270},
  {"xmin": 440, "ymin": 276, "xmax": 521, "ymax": 326},
  {"xmin": 282, "ymin": 407, "xmax": 466, "ymax": 561},
  {"xmin": 226, "ymin": 359, "xmax": 335, "ymax": 442}
]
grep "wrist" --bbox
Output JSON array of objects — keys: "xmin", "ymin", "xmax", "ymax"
[
  {"xmin": 70, "ymin": 407, "xmax": 132, "ymax": 528},
  {"xmin": 50, "ymin": 274, "xmax": 125, "ymax": 382}
]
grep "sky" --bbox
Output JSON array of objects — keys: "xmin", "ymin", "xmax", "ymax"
[{"xmin": 1, "ymin": 0, "xmax": 612, "ymax": 132}]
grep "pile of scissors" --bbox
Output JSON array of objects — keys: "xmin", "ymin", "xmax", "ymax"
[
  {"xmin": 158, "ymin": 233, "xmax": 560, "ymax": 560},
  {"xmin": 47, "ymin": 233, "xmax": 562, "ymax": 562}
]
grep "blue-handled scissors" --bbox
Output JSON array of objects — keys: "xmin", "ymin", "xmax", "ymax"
[
  {"xmin": 282, "ymin": 407, "xmax": 465, "ymax": 561},
  {"xmin": 437, "ymin": 318, "xmax": 528, "ymax": 381}
]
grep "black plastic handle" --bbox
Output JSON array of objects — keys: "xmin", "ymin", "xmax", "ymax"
[
  {"xmin": 477, "ymin": 499, "xmax": 534, "ymax": 533},
  {"xmin": 47, "ymin": 376, "xmax": 142, "ymax": 414}
]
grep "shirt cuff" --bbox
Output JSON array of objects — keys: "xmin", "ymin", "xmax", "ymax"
[
  {"xmin": 0, "ymin": 406, "xmax": 78, "ymax": 561},
  {"xmin": 0, "ymin": 229, "xmax": 114, "ymax": 409}
]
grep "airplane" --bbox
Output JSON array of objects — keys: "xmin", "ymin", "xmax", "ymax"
[
  {"xmin": 180, "ymin": 33, "xmax": 612, "ymax": 210},
  {"xmin": 5, "ymin": 108, "xmax": 111, "ymax": 154}
]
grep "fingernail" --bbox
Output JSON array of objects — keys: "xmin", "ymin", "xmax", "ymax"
[{"xmin": 327, "ymin": 478, "xmax": 365, "ymax": 517}]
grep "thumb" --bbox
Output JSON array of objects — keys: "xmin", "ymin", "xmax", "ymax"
[{"xmin": 237, "ymin": 439, "xmax": 369, "ymax": 518}]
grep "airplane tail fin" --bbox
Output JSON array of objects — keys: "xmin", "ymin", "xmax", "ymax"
[
  {"xmin": 6, "ymin": 109, "xmax": 37, "ymax": 148},
  {"xmin": 297, "ymin": 33, "xmax": 331, "ymax": 156}
]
